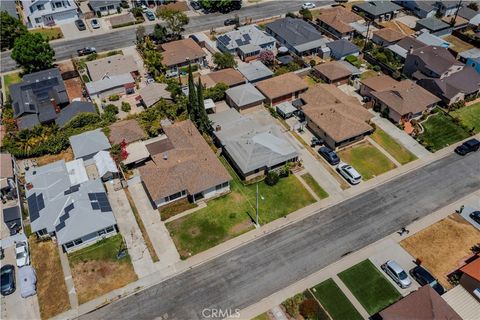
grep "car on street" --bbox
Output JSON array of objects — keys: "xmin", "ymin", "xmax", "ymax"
[
  {"xmin": 318, "ymin": 146, "xmax": 340, "ymax": 165},
  {"xmin": 224, "ymin": 17, "xmax": 238, "ymax": 26},
  {"xmin": 469, "ymin": 211, "xmax": 480, "ymax": 224},
  {"xmin": 1, "ymin": 265, "xmax": 15, "ymax": 296},
  {"xmin": 382, "ymin": 260, "xmax": 411, "ymax": 289},
  {"xmin": 145, "ymin": 10, "xmax": 155, "ymax": 21},
  {"xmin": 455, "ymin": 138, "xmax": 480, "ymax": 155},
  {"xmin": 77, "ymin": 47, "xmax": 97, "ymax": 56},
  {"xmin": 16, "ymin": 241, "xmax": 30, "ymax": 267},
  {"xmin": 409, "ymin": 265, "xmax": 445, "ymax": 295},
  {"xmin": 91, "ymin": 19, "xmax": 100, "ymax": 29},
  {"xmin": 75, "ymin": 19, "xmax": 86, "ymax": 31},
  {"xmin": 190, "ymin": 1, "xmax": 201, "ymax": 10},
  {"xmin": 302, "ymin": 2, "xmax": 316, "ymax": 9},
  {"xmin": 337, "ymin": 162, "xmax": 362, "ymax": 185}
]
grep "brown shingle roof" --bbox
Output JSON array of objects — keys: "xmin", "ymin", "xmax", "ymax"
[
  {"xmin": 373, "ymin": 28, "xmax": 406, "ymax": 43},
  {"xmin": 108, "ymin": 119, "xmax": 146, "ymax": 145},
  {"xmin": 371, "ymin": 79, "xmax": 441, "ymax": 116},
  {"xmin": 379, "ymin": 286, "xmax": 461, "ymax": 320},
  {"xmin": 86, "ymin": 54, "xmax": 138, "ymax": 81},
  {"xmin": 316, "ymin": 6, "xmax": 362, "ymax": 34},
  {"xmin": 313, "ymin": 61, "xmax": 352, "ymax": 82},
  {"xmin": 200, "ymin": 68, "xmax": 245, "ymax": 88},
  {"xmin": 301, "ymin": 84, "xmax": 373, "ymax": 143},
  {"xmin": 160, "ymin": 38, "xmax": 206, "ymax": 68},
  {"xmin": 0, "ymin": 153, "xmax": 13, "ymax": 179},
  {"xmin": 255, "ymin": 73, "xmax": 308, "ymax": 100},
  {"xmin": 361, "ymin": 75, "xmax": 399, "ymax": 92},
  {"xmin": 460, "ymin": 256, "xmax": 480, "ymax": 282},
  {"xmin": 139, "ymin": 120, "xmax": 231, "ymax": 200}
]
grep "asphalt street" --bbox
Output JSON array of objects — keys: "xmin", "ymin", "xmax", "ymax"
[
  {"xmin": 0, "ymin": 1, "xmax": 330, "ymax": 72},
  {"xmin": 81, "ymin": 152, "xmax": 480, "ymax": 320}
]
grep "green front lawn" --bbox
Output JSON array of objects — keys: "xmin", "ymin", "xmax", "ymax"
[
  {"xmin": 311, "ymin": 279, "xmax": 363, "ymax": 320},
  {"xmin": 166, "ymin": 158, "xmax": 315, "ymax": 258},
  {"xmin": 418, "ymin": 112, "xmax": 470, "ymax": 151},
  {"xmin": 338, "ymin": 260, "xmax": 401, "ymax": 315},
  {"xmin": 301, "ymin": 173, "xmax": 329, "ymax": 199},
  {"xmin": 371, "ymin": 129, "xmax": 417, "ymax": 165},
  {"xmin": 3, "ymin": 72, "xmax": 21, "ymax": 96},
  {"xmin": 30, "ymin": 27, "xmax": 63, "ymax": 41},
  {"xmin": 451, "ymin": 102, "xmax": 480, "ymax": 134},
  {"xmin": 337, "ymin": 141, "xmax": 397, "ymax": 180}
]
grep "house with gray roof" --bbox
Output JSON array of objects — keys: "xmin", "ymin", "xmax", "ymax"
[
  {"xmin": 387, "ymin": 36, "xmax": 427, "ymax": 60},
  {"xmin": 69, "ymin": 129, "xmax": 111, "ymax": 162},
  {"xmin": 209, "ymin": 108, "xmax": 299, "ymax": 180},
  {"xmin": 85, "ymin": 73, "xmax": 135, "ymax": 99},
  {"xmin": 237, "ymin": 61, "xmax": 274, "ymax": 83},
  {"xmin": 394, "ymin": 1, "xmax": 460, "ymax": 18},
  {"xmin": 216, "ymin": 25, "xmax": 276, "ymax": 61},
  {"xmin": 225, "ymin": 83, "xmax": 265, "ymax": 112},
  {"xmin": 458, "ymin": 6, "xmax": 480, "ymax": 25},
  {"xmin": 55, "ymin": 101, "xmax": 97, "ymax": 128},
  {"xmin": 9, "ymin": 68, "xmax": 69, "ymax": 130},
  {"xmin": 25, "ymin": 159, "xmax": 117, "ymax": 252},
  {"xmin": 88, "ymin": 0, "xmax": 121, "ymax": 16},
  {"xmin": 326, "ymin": 39, "xmax": 360, "ymax": 60},
  {"xmin": 265, "ymin": 17, "xmax": 331, "ymax": 56},
  {"xmin": 415, "ymin": 17, "xmax": 452, "ymax": 36},
  {"xmin": 416, "ymin": 30, "xmax": 451, "ymax": 47},
  {"xmin": 352, "ymin": 1, "xmax": 401, "ymax": 22}
]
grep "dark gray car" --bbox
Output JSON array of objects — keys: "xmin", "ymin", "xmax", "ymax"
[{"xmin": 1, "ymin": 265, "xmax": 15, "ymax": 296}]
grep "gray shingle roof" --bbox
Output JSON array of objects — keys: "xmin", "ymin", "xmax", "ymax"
[
  {"xmin": 416, "ymin": 17, "xmax": 450, "ymax": 31},
  {"xmin": 237, "ymin": 61, "xmax": 274, "ymax": 82},
  {"xmin": 216, "ymin": 25, "xmax": 275, "ymax": 51},
  {"xmin": 226, "ymin": 83, "xmax": 265, "ymax": 107},
  {"xmin": 69, "ymin": 129, "xmax": 111, "ymax": 159},
  {"xmin": 354, "ymin": 1, "xmax": 401, "ymax": 16},
  {"xmin": 55, "ymin": 101, "xmax": 97, "ymax": 128},
  {"xmin": 326, "ymin": 39, "xmax": 360, "ymax": 57},
  {"xmin": 458, "ymin": 6, "xmax": 479, "ymax": 20},
  {"xmin": 88, "ymin": 0, "xmax": 121, "ymax": 11},
  {"xmin": 266, "ymin": 17, "xmax": 325, "ymax": 49}
]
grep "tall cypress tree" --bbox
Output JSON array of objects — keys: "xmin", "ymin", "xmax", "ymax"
[
  {"xmin": 196, "ymin": 78, "xmax": 210, "ymax": 133},
  {"xmin": 187, "ymin": 63, "xmax": 197, "ymax": 122}
]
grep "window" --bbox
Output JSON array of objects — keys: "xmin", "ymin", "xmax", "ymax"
[
  {"xmin": 37, "ymin": 4, "xmax": 45, "ymax": 10},
  {"xmin": 65, "ymin": 242, "xmax": 75, "ymax": 248},
  {"xmin": 73, "ymin": 239, "xmax": 83, "ymax": 245},
  {"xmin": 106, "ymin": 226, "xmax": 114, "ymax": 233},
  {"xmin": 98, "ymin": 229, "xmax": 107, "ymax": 236},
  {"xmin": 55, "ymin": 2, "xmax": 62, "ymax": 8},
  {"xmin": 35, "ymin": 17, "xmax": 42, "ymax": 23},
  {"xmin": 37, "ymin": 228, "xmax": 48, "ymax": 236}
]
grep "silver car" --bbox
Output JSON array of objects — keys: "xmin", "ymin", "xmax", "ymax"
[{"xmin": 381, "ymin": 260, "xmax": 412, "ymax": 288}]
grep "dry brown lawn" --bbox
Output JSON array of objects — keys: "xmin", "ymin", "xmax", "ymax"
[
  {"xmin": 400, "ymin": 214, "xmax": 480, "ymax": 289},
  {"xmin": 35, "ymin": 148, "xmax": 74, "ymax": 166},
  {"xmin": 29, "ymin": 238, "xmax": 70, "ymax": 319}
]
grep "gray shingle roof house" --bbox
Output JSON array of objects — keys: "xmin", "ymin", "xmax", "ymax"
[
  {"xmin": 394, "ymin": 1, "xmax": 461, "ymax": 19},
  {"xmin": 88, "ymin": 0, "xmax": 121, "ymax": 15},
  {"xmin": 265, "ymin": 17, "xmax": 330, "ymax": 56},
  {"xmin": 225, "ymin": 83, "xmax": 265, "ymax": 112},
  {"xmin": 9, "ymin": 68, "xmax": 69, "ymax": 130},
  {"xmin": 326, "ymin": 39, "xmax": 360, "ymax": 60},
  {"xmin": 69, "ymin": 129, "xmax": 111, "ymax": 161},
  {"xmin": 415, "ymin": 17, "xmax": 451, "ymax": 36},
  {"xmin": 352, "ymin": 1, "xmax": 401, "ymax": 21},
  {"xmin": 55, "ymin": 101, "xmax": 97, "ymax": 128},
  {"xmin": 237, "ymin": 61, "xmax": 274, "ymax": 83},
  {"xmin": 209, "ymin": 109, "xmax": 299, "ymax": 180},
  {"xmin": 25, "ymin": 159, "xmax": 117, "ymax": 252}
]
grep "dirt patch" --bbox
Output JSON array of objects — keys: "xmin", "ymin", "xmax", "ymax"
[
  {"xmin": 400, "ymin": 214, "xmax": 480, "ymax": 289},
  {"xmin": 57, "ymin": 60, "xmax": 75, "ymax": 73},
  {"xmin": 71, "ymin": 260, "xmax": 137, "ymax": 304},
  {"xmin": 64, "ymin": 78, "xmax": 84, "ymax": 101},
  {"xmin": 35, "ymin": 148, "xmax": 74, "ymax": 166},
  {"xmin": 189, "ymin": 226, "xmax": 200, "ymax": 236},
  {"xmin": 160, "ymin": 1, "xmax": 190, "ymax": 12},
  {"xmin": 229, "ymin": 219, "xmax": 252, "ymax": 236},
  {"xmin": 231, "ymin": 192, "xmax": 245, "ymax": 203}
]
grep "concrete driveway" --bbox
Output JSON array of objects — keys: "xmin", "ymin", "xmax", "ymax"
[
  {"xmin": 0, "ymin": 246, "xmax": 40, "ymax": 320},
  {"xmin": 369, "ymin": 239, "xmax": 420, "ymax": 296}
]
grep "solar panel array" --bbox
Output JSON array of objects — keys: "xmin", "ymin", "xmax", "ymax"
[
  {"xmin": 27, "ymin": 193, "xmax": 45, "ymax": 222},
  {"xmin": 64, "ymin": 184, "xmax": 80, "ymax": 195},
  {"xmin": 55, "ymin": 203, "xmax": 74, "ymax": 232},
  {"xmin": 88, "ymin": 192, "xmax": 112, "ymax": 212}
]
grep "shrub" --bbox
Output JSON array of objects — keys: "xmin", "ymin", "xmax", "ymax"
[
  {"xmin": 282, "ymin": 294, "xmax": 304, "ymax": 318},
  {"xmin": 300, "ymin": 299, "xmax": 321, "ymax": 319},
  {"xmin": 309, "ymin": 59, "xmax": 316, "ymax": 67},
  {"xmin": 86, "ymin": 53, "xmax": 98, "ymax": 61},
  {"xmin": 121, "ymin": 101, "xmax": 131, "ymax": 112},
  {"xmin": 108, "ymin": 94, "xmax": 120, "ymax": 101},
  {"xmin": 265, "ymin": 171, "xmax": 279, "ymax": 186},
  {"xmin": 373, "ymin": 65, "xmax": 381, "ymax": 72},
  {"xmin": 204, "ymin": 82, "xmax": 228, "ymax": 102},
  {"xmin": 104, "ymin": 104, "xmax": 119, "ymax": 114}
]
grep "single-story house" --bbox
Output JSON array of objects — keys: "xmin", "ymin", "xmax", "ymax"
[
  {"xmin": 312, "ymin": 61, "xmax": 354, "ymax": 85},
  {"xmin": 359, "ymin": 75, "xmax": 399, "ymax": 99},
  {"xmin": 255, "ymin": 73, "xmax": 308, "ymax": 106},
  {"xmin": 276, "ymin": 101, "xmax": 297, "ymax": 119},
  {"xmin": 458, "ymin": 256, "xmax": 480, "ymax": 302},
  {"xmin": 300, "ymin": 84, "xmax": 373, "ymax": 150},
  {"xmin": 372, "ymin": 28, "xmax": 407, "ymax": 47},
  {"xmin": 108, "ymin": 119, "xmax": 146, "ymax": 145},
  {"xmin": 139, "ymin": 120, "xmax": 231, "ymax": 208},
  {"xmin": 326, "ymin": 39, "xmax": 360, "ymax": 60},
  {"xmin": 69, "ymin": 129, "xmax": 111, "ymax": 162},
  {"xmin": 123, "ymin": 141, "xmax": 150, "ymax": 166},
  {"xmin": 86, "ymin": 73, "xmax": 135, "ymax": 99},
  {"xmin": 159, "ymin": 38, "xmax": 207, "ymax": 72},
  {"xmin": 415, "ymin": 30, "xmax": 451, "ymax": 48},
  {"xmin": 225, "ymin": 83, "xmax": 265, "ymax": 112},
  {"xmin": 394, "ymin": 1, "xmax": 461, "ymax": 19},
  {"xmin": 0, "ymin": 153, "xmax": 15, "ymax": 197},
  {"xmin": 378, "ymin": 285, "xmax": 461, "ymax": 320},
  {"xmin": 442, "ymin": 15, "xmax": 469, "ymax": 30},
  {"xmin": 86, "ymin": 54, "xmax": 139, "ymax": 82},
  {"xmin": 200, "ymin": 68, "xmax": 246, "ymax": 88},
  {"xmin": 387, "ymin": 36, "xmax": 426, "ymax": 61},
  {"xmin": 216, "ymin": 25, "xmax": 276, "ymax": 61},
  {"xmin": 89, "ymin": 0, "xmax": 121, "ymax": 16},
  {"xmin": 265, "ymin": 17, "xmax": 331, "ymax": 56},
  {"xmin": 136, "ymin": 83, "xmax": 171, "ymax": 108},
  {"xmin": 315, "ymin": 6, "xmax": 364, "ymax": 40},
  {"xmin": 352, "ymin": 1, "xmax": 402, "ymax": 22},
  {"xmin": 209, "ymin": 108, "xmax": 299, "ymax": 181},
  {"xmin": 55, "ymin": 101, "xmax": 97, "ymax": 128},
  {"xmin": 25, "ymin": 159, "xmax": 118, "ymax": 252},
  {"xmin": 415, "ymin": 17, "xmax": 452, "ymax": 36},
  {"xmin": 94, "ymin": 150, "xmax": 119, "ymax": 181},
  {"xmin": 237, "ymin": 61, "xmax": 274, "ymax": 83},
  {"xmin": 458, "ymin": 6, "xmax": 480, "ymax": 26}
]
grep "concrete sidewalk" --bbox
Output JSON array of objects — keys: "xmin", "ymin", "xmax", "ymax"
[{"xmin": 58, "ymin": 248, "xmax": 79, "ymax": 309}]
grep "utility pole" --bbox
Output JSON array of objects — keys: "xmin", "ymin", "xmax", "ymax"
[{"xmin": 255, "ymin": 183, "xmax": 260, "ymax": 228}]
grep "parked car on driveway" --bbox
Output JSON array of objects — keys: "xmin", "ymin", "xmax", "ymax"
[
  {"xmin": 75, "ymin": 19, "xmax": 86, "ymax": 31},
  {"xmin": 337, "ymin": 162, "xmax": 362, "ymax": 185},
  {"xmin": 77, "ymin": 47, "xmax": 96, "ymax": 56},
  {"xmin": 1, "ymin": 265, "xmax": 15, "ymax": 296},
  {"xmin": 90, "ymin": 19, "xmax": 100, "ymax": 29},
  {"xmin": 455, "ymin": 138, "xmax": 480, "ymax": 155},
  {"xmin": 15, "ymin": 241, "xmax": 30, "ymax": 267},
  {"xmin": 382, "ymin": 260, "xmax": 411, "ymax": 289},
  {"xmin": 302, "ymin": 2, "xmax": 316, "ymax": 9},
  {"xmin": 409, "ymin": 265, "xmax": 445, "ymax": 295},
  {"xmin": 145, "ymin": 10, "xmax": 155, "ymax": 21},
  {"xmin": 318, "ymin": 146, "xmax": 340, "ymax": 165},
  {"xmin": 469, "ymin": 211, "xmax": 480, "ymax": 224}
]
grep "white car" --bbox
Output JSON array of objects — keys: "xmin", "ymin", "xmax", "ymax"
[
  {"xmin": 302, "ymin": 2, "xmax": 316, "ymax": 10},
  {"xmin": 15, "ymin": 242, "xmax": 30, "ymax": 267},
  {"xmin": 337, "ymin": 162, "xmax": 362, "ymax": 185}
]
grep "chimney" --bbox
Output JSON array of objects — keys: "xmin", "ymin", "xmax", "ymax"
[
  {"xmin": 51, "ymin": 98, "xmax": 61, "ymax": 114},
  {"xmin": 408, "ymin": 45, "xmax": 414, "ymax": 55},
  {"xmin": 215, "ymin": 124, "xmax": 222, "ymax": 132}
]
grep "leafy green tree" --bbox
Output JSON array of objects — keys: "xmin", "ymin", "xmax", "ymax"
[
  {"xmin": 136, "ymin": 25, "xmax": 146, "ymax": 47},
  {"xmin": 0, "ymin": 11, "xmax": 27, "ymax": 50},
  {"xmin": 156, "ymin": 7, "xmax": 189, "ymax": 37},
  {"xmin": 11, "ymin": 33, "xmax": 54, "ymax": 73},
  {"xmin": 142, "ymin": 37, "xmax": 164, "ymax": 76},
  {"xmin": 200, "ymin": 0, "xmax": 241, "ymax": 12},
  {"xmin": 152, "ymin": 24, "xmax": 168, "ymax": 43},
  {"xmin": 204, "ymin": 82, "xmax": 228, "ymax": 101},
  {"xmin": 299, "ymin": 8, "xmax": 312, "ymax": 21},
  {"xmin": 213, "ymin": 52, "xmax": 237, "ymax": 69}
]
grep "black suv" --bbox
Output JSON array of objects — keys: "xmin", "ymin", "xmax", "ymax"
[
  {"xmin": 454, "ymin": 138, "xmax": 480, "ymax": 155},
  {"xmin": 318, "ymin": 146, "xmax": 340, "ymax": 165},
  {"xmin": 409, "ymin": 265, "xmax": 445, "ymax": 295},
  {"xmin": 1, "ymin": 265, "xmax": 15, "ymax": 296},
  {"xmin": 75, "ymin": 19, "xmax": 86, "ymax": 31},
  {"xmin": 470, "ymin": 211, "xmax": 480, "ymax": 224}
]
